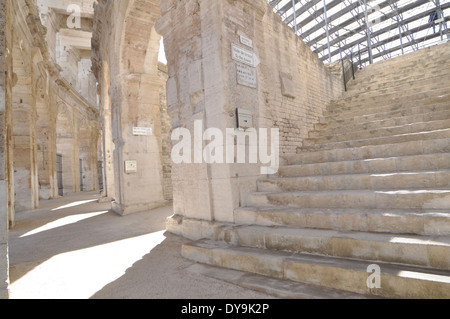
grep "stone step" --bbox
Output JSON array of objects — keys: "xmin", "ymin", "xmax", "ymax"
[
  {"xmin": 337, "ymin": 87, "xmax": 450, "ymax": 109},
  {"xmin": 214, "ymin": 225, "xmax": 450, "ymax": 270},
  {"xmin": 288, "ymin": 138, "xmax": 449, "ymax": 165},
  {"xmin": 325, "ymin": 92, "xmax": 450, "ymax": 117},
  {"xmin": 321, "ymin": 100, "xmax": 450, "ymax": 128},
  {"xmin": 309, "ymin": 119, "xmax": 450, "ymax": 144},
  {"xmin": 354, "ymin": 55, "xmax": 450, "ymax": 80},
  {"xmin": 182, "ymin": 240, "xmax": 450, "ymax": 298},
  {"xmin": 279, "ymin": 153, "xmax": 450, "ymax": 178},
  {"xmin": 341, "ymin": 74, "xmax": 450, "ymax": 102},
  {"xmin": 300, "ymin": 129, "xmax": 450, "ymax": 152},
  {"xmin": 187, "ymin": 263, "xmax": 374, "ymax": 299},
  {"xmin": 248, "ymin": 189, "xmax": 450, "ymax": 210},
  {"xmin": 347, "ymin": 68, "xmax": 450, "ymax": 94},
  {"xmin": 352, "ymin": 44, "xmax": 450, "ymax": 79},
  {"xmin": 313, "ymin": 110, "xmax": 450, "ymax": 136},
  {"xmin": 234, "ymin": 207, "xmax": 450, "ymax": 236},
  {"xmin": 258, "ymin": 170, "xmax": 450, "ymax": 193},
  {"xmin": 350, "ymin": 63, "xmax": 450, "ymax": 89}
]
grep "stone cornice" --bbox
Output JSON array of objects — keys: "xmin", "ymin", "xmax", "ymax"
[{"xmin": 55, "ymin": 76, "xmax": 99, "ymax": 120}]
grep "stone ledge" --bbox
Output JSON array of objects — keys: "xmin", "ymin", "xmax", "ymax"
[{"xmin": 166, "ymin": 215, "xmax": 227, "ymax": 241}]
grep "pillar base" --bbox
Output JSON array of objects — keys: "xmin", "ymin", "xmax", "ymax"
[
  {"xmin": 166, "ymin": 215, "xmax": 227, "ymax": 241},
  {"xmin": 112, "ymin": 200, "xmax": 171, "ymax": 216}
]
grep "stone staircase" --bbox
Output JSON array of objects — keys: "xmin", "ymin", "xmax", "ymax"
[{"xmin": 182, "ymin": 43, "xmax": 450, "ymax": 299}]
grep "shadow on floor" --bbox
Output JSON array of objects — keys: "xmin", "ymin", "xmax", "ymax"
[{"xmin": 8, "ymin": 193, "xmax": 273, "ymax": 299}]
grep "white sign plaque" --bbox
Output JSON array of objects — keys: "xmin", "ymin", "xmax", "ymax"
[
  {"xmin": 125, "ymin": 160, "xmax": 138, "ymax": 174},
  {"xmin": 236, "ymin": 63, "xmax": 257, "ymax": 88},
  {"xmin": 133, "ymin": 127, "xmax": 153, "ymax": 136},
  {"xmin": 231, "ymin": 44, "xmax": 256, "ymax": 67},
  {"xmin": 240, "ymin": 35, "xmax": 253, "ymax": 48}
]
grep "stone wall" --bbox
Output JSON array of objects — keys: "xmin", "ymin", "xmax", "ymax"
[
  {"xmin": 157, "ymin": 0, "xmax": 343, "ymax": 230},
  {"xmin": 92, "ymin": 0, "xmax": 342, "ymax": 232},
  {"xmin": 256, "ymin": 6, "xmax": 343, "ymax": 154}
]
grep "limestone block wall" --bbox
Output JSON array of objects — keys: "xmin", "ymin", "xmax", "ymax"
[
  {"xmin": 256, "ymin": 7, "xmax": 343, "ymax": 155},
  {"xmin": 156, "ymin": 0, "xmax": 343, "ymax": 226}
]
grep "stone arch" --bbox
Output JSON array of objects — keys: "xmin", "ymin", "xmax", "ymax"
[{"xmin": 98, "ymin": 0, "xmax": 172, "ymax": 215}]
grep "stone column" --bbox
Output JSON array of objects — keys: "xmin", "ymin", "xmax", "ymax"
[
  {"xmin": 0, "ymin": 0, "xmax": 11, "ymax": 299},
  {"xmin": 157, "ymin": 0, "xmax": 268, "ymax": 236},
  {"xmin": 78, "ymin": 121, "xmax": 99, "ymax": 192},
  {"xmin": 12, "ymin": 44, "xmax": 40, "ymax": 212},
  {"xmin": 56, "ymin": 103, "xmax": 80, "ymax": 195},
  {"xmin": 100, "ymin": 62, "xmax": 114, "ymax": 199},
  {"xmin": 35, "ymin": 68, "xmax": 60, "ymax": 200},
  {"xmin": 111, "ymin": 72, "xmax": 167, "ymax": 216}
]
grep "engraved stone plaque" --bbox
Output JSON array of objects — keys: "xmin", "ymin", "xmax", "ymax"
[
  {"xmin": 231, "ymin": 44, "xmax": 255, "ymax": 67},
  {"xmin": 236, "ymin": 63, "xmax": 257, "ymax": 89}
]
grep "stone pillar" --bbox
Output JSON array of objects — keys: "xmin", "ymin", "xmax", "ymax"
[
  {"xmin": 78, "ymin": 121, "xmax": 99, "ymax": 192},
  {"xmin": 12, "ymin": 43, "xmax": 40, "ymax": 212},
  {"xmin": 99, "ymin": 61, "xmax": 114, "ymax": 199},
  {"xmin": 56, "ymin": 104, "xmax": 80, "ymax": 195},
  {"xmin": 0, "ymin": 0, "xmax": 11, "ymax": 299},
  {"xmin": 157, "ymin": 0, "xmax": 268, "ymax": 232},
  {"xmin": 36, "ymin": 69, "xmax": 60, "ymax": 200},
  {"xmin": 111, "ymin": 71, "xmax": 167, "ymax": 216}
]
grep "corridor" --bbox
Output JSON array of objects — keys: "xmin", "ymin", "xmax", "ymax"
[{"xmin": 7, "ymin": 193, "xmax": 272, "ymax": 299}]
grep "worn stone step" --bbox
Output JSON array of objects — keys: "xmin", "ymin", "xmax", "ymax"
[
  {"xmin": 329, "ymin": 84, "xmax": 450, "ymax": 107},
  {"xmin": 350, "ymin": 63, "xmax": 450, "ymax": 89},
  {"xmin": 258, "ymin": 170, "xmax": 450, "ymax": 193},
  {"xmin": 234, "ymin": 207, "xmax": 450, "ymax": 236},
  {"xmin": 347, "ymin": 69, "xmax": 450, "ymax": 94},
  {"xmin": 325, "ymin": 92, "xmax": 450, "ymax": 118},
  {"xmin": 341, "ymin": 74, "xmax": 450, "ymax": 102},
  {"xmin": 248, "ymin": 189, "xmax": 450, "ymax": 210},
  {"xmin": 215, "ymin": 225, "xmax": 450, "ymax": 270},
  {"xmin": 182, "ymin": 240, "xmax": 450, "ymax": 298},
  {"xmin": 313, "ymin": 110, "xmax": 450, "ymax": 136},
  {"xmin": 322, "ymin": 102, "xmax": 450, "ymax": 129},
  {"xmin": 288, "ymin": 138, "xmax": 449, "ymax": 165},
  {"xmin": 354, "ymin": 56, "xmax": 450, "ymax": 82},
  {"xmin": 309, "ymin": 119, "xmax": 450, "ymax": 144},
  {"xmin": 352, "ymin": 43, "xmax": 450, "ymax": 79},
  {"xmin": 187, "ymin": 263, "xmax": 373, "ymax": 299},
  {"xmin": 300, "ymin": 129, "xmax": 450, "ymax": 151},
  {"xmin": 279, "ymin": 153, "xmax": 450, "ymax": 178}
]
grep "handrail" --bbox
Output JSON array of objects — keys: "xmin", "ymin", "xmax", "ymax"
[{"xmin": 341, "ymin": 47, "xmax": 359, "ymax": 92}]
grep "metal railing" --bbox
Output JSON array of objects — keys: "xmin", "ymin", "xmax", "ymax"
[{"xmin": 341, "ymin": 49, "xmax": 359, "ymax": 92}]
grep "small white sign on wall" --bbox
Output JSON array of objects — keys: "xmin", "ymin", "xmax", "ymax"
[
  {"xmin": 133, "ymin": 127, "xmax": 153, "ymax": 136},
  {"xmin": 125, "ymin": 160, "xmax": 138, "ymax": 174},
  {"xmin": 240, "ymin": 35, "xmax": 254, "ymax": 48}
]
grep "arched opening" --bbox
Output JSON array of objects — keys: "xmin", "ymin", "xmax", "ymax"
[{"xmin": 93, "ymin": 0, "xmax": 173, "ymax": 216}]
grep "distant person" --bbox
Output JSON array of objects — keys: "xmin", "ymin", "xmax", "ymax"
[{"xmin": 429, "ymin": 11, "xmax": 439, "ymax": 33}]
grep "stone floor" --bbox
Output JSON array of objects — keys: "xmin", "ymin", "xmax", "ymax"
[{"xmin": 7, "ymin": 192, "xmax": 274, "ymax": 299}]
